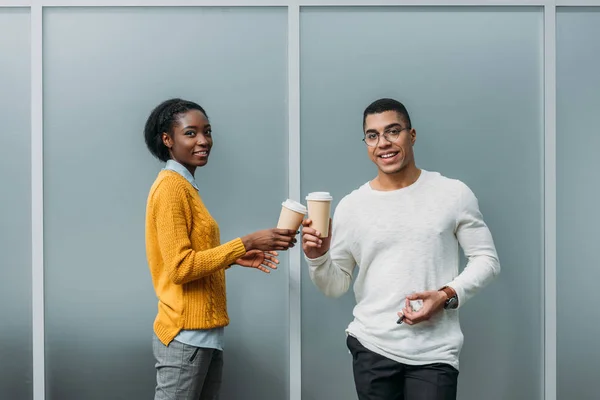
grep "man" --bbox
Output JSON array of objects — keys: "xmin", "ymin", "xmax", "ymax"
[{"xmin": 301, "ymin": 98, "xmax": 500, "ymax": 400}]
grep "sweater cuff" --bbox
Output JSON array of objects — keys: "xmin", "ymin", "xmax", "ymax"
[
  {"xmin": 304, "ymin": 251, "xmax": 330, "ymax": 267},
  {"xmin": 224, "ymin": 238, "xmax": 248, "ymax": 265}
]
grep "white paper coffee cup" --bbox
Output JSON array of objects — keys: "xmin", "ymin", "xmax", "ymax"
[
  {"xmin": 305, "ymin": 192, "xmax": 333, "ymax": 237},
  {"xmin": 277, "ymin": 199, "xmax": 307, "ymax": 231}
]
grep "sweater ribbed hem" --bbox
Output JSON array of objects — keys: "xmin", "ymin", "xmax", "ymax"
[
  {"xmin": 154, "ymin": 320, "xmax": 181, "ymax": 346},
  {"xmin": 348, "ymin": 329, "xmax": 461, "ymax": 371},
  {"xmin": 155, "ymin": 315, "xmax": 231, "ymax": 346}
]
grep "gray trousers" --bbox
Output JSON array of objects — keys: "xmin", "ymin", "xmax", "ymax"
[{"xmin": 153, "ymin": 334, "xmax": 223, "ymax": 400}]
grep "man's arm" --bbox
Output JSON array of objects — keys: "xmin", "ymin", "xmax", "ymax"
[
  {"xmin": 445, "ymin": 183, "xmax": 501, "ymax": 308},
  {"xmin": 302, "ymin": 201, "xmax": 356, "ymax": 298}
]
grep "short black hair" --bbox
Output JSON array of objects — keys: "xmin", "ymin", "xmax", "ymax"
[
  {"xmin": 144, "ymin": 98, "xmax": 208, "ymax": 162},
  {"xmin": 363, "ymin": 98, "xmax": 412, "ymax": 129}
]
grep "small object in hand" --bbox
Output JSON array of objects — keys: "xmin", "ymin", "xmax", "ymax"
[
  {"xmin": 396, "ymin": 314, "xmax": 405, "ymax": 325},
  {"xmin": 409, "ymin": 299, "xmax": 423, "ymax": 312}
]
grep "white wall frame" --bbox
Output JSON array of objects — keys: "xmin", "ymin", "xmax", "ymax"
[
  {"xmin": 0, "ymin": 1, "xmax": 31, "ymax": 6},
  {"xmin": 556, "ymin": 0, "xmax": 600, "ymax": 4},
  {"xmin": 30, "ymin": 1, "xmax": 44, "ymax": 400},
  {"xmin": 544, "ymin": 4, "xmax": 557, "ymax": 400},
  {"xmin": 0, "ymin": 0, "xmax": 591, "ymax": 6},
  {"xmin": 287, "ymin": 6, "xmax": 301, "ymax": 400},
  {"xmin": 16, "ymin": 0, "xmax": 598, "ymax": 399},
  {"xmin": 0, "ymin": 0, "xmax": 592, "ymax": 6}
]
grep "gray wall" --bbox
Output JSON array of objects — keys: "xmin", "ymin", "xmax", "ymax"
[
  {"xmin": 557, "ymin": 7, "xmax": 600, "ymax": 400},
  {"xmin": 4, "ymin": 4, "xmax": 599, "ymax": 400},
  {"xmin": 42, "ymin": 7, "xmax": 288, "ymax": 400},
  {"xmin": 300, "ymin": 7, "xmax": 543, "ymax": 400},
  {"xmin": 0, "ymin": 8, "xmax": 33, "ymax": 400}
]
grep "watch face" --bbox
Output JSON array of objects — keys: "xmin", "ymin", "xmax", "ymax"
[{"xmin": 446, "ymin": 297, "xmax": 458, "ymax": 309}]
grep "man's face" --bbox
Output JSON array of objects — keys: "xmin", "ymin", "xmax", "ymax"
[{"xmin": 364, "ymin": 110, "xmax": 416, "ymax": 175}]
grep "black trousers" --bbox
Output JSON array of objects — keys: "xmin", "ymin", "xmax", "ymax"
[{"xmin": 346, "ymin": 335, "xmax": 459, "ymax": 400}]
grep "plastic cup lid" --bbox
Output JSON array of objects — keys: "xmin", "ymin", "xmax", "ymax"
[
  {"xmin": 282, "ymin": 199, "xmax": 307, "ymax": 214},
  {"xmin": 305, "ymin": 191, "xmax": 333, "ymax": 201}
]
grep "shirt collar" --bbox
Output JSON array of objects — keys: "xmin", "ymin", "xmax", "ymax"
[{"xmin": 163, "ymin": 159, "xmax": 199, "ymax": 191}]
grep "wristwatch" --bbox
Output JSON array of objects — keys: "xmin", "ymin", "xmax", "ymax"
[{"xmin": 440, "ymin": 286, "xmax": 459, "ymax": 310}]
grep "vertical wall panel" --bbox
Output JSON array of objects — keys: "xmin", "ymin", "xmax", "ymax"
[
  {"xmin": 300, "ymin": 7, "xmax": 543, "ymax": 400},
  {"xmin": 0, "ymin": 8, "xmax": 33, "ymax": 400},
  {"xmin": 43, "ymin": 7, "xmax": 288, "ymax": 399},
  {"xmin": 556, "ymin": 7, "xmax": 600, "ymax": 400}
]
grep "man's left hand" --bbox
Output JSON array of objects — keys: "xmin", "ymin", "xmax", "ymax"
[{"xmin": 398, "ymin": 290, "xmax": 447, "ymax": 325}]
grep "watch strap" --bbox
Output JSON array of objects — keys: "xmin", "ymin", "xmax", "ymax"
[{"xmin": 440, "ymin": 286, "xmax": 458, "ymax": 309}]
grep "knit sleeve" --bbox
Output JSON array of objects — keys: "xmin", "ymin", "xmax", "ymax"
[
  {"xmin": 152, "ymin": 179, "xmax": 247, "ymax": 284},
  {"xmin": 446, "ymin": 182, "xmax": 501, "ymax": 308},
  {"xmin": 305, "ymin": 196, "xmax": 356, "ymax": 298}
]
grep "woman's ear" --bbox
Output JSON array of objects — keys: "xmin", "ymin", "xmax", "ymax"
[{"xmin": 162, "ymin": 132, "xmax": 173, "ymax": 149}]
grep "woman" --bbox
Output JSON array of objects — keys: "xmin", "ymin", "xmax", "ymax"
[{"xmin": 144, "ymin": 98, "xmax": 297, "ymax": 400}]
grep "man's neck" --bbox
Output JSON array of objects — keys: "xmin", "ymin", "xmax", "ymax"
[{"xmin": 372, "ymin": 164, "xmax": 421, "ymax": 191}]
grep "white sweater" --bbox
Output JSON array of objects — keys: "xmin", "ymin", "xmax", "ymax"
[{"xmin": 305, "ymin": 170, "xmax": 500, "ymax": 370}]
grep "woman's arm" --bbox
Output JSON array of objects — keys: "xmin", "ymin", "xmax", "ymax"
[{"xmin": 153, "ymin": 179, "xmax": 247, "ymax": 284}]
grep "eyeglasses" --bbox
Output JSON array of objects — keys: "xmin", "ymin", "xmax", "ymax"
[{"xmin": 362, "ymin": 127, "xmax": 409, "ymax": 147}]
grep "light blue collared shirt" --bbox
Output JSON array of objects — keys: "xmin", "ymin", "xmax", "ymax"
[{"xmin": 164, "ymin": 159, "xmax": 224, "ymax": 351}]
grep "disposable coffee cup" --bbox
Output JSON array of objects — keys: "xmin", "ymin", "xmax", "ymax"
[
  {"xmin": 277, "ymin": 199, "xmax": 307, "ymax": 231},
  {"xmin": 305, "ymin": 192, "xmax": 333, "ymax": 238}
]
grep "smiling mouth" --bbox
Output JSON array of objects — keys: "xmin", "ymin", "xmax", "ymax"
[
  {"xmin": 379, "ymin": 152, "xmax": 398, "ymax": 159},
  {"xmin": 193, "ymin": 150, "xmax": 209, "ymax": 157}
]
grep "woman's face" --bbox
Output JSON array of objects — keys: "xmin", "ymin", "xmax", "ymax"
[{"xmin": 162, "ymin": 109, "xmax": 213, "ymax": 175}]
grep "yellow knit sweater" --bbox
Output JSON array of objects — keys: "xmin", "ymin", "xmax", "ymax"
[{"xmin": 145, "ymin": 170, "xmax": 247, "ymax": 345}]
